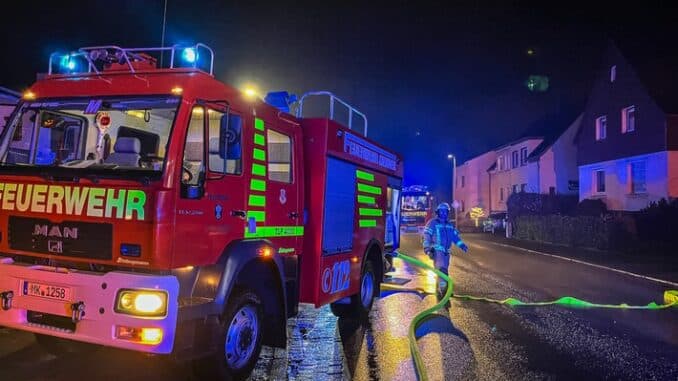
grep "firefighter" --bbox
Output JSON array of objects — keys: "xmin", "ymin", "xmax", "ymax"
[{"xmin": 423, "ymin": 202, "xmax": 469, "ymax": 303}]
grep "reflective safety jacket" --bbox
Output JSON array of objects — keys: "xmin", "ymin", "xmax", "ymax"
[{"xmin": 423, "ymin": 218, "xmax": 464, "ymax": 253}]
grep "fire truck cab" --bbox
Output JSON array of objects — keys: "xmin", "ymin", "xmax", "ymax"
[
  {"xmin": 400, "ymin": 185, "xmax": 434, "ymax": 232},
  {"xmin": 0, "ymin": 44, "xmax": 403, "ymax": 379}
]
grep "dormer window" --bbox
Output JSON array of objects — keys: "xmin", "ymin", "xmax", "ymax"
[{"xmin": 610, "ymin": 65, "xmax": 617, "ymax": 82}]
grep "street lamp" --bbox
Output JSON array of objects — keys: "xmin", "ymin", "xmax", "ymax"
[{"xmin": 447, "ymin": 154, "xmax": 457, "ymax": 223}]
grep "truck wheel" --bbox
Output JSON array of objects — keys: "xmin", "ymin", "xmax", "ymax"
[
  {"xmin": 194, "ymin": 289, "xmax": 263, "ymax": 381},
  {"xmin": 330, "ymin": 261, "xmax": 378, "ymax": 319},
  {"xmin": 35, "ymin": 334, "xmax": 95, "ymax": 356}
]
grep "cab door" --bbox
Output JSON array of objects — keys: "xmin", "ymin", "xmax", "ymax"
[
  {"xmin": 203, "ymin": 105, "xmax": 246, "ymax": 260},
  {"xmin": 174, "ymin": 104, "xmax": 246, "ymax": 266}
]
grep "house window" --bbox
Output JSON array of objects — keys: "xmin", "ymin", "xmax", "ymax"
[
  {"xmin": 520, "ymin": 147, "xmax": 528, "ymax": 165},
  {"xmin": 595, "ymin": 116, "xmax": 607, "ymax": 141},
  {"xmin": 512, "ymin": 184, "xmax": 519, "ymax": 194},
  {"xmin": 461, "ymin": 200, "xmax": 465, "ymax": 212},
  {"xmin": 461, "ymin": 175, "xmax": 465, "ymax": 188},
  {"xmin": 500, "ymin": 187, "xmax": 504, "ymax": 201},
  {"xmin": 267, "ymin": 129, "xmax": 293, "ymax": 183},
  {"xmin": 630, "ymin": 161, "xmax": 646, "ymax": 194},
  {"xmin": 595, "ymin": 170, "xmax": 606, "ymax": 193},
  {"xmin": 520, "ymin": 184, "xmax": 527, "ymax": 193},
  {"xmin": 610, "ymin": 65, "xmax": 616, "ymax": 82},
  {"xmin": 549, "ymin": 186, "xmax": 556, "ymax": 195},
  {"xmin": 622, "ymin": 106, "xmax": 635, "ymax": 133},
  {"xmin": 498, "ymin": 156, "xmax": 504, "ymax": 171},
  {"xmin": 512, "ymin": 151, "xmax": 519, "ymax": 168}
]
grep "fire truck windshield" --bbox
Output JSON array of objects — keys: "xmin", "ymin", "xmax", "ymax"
[{"xmin": 0, "ymin": 96, "xmax": 179, "ymax": 175}]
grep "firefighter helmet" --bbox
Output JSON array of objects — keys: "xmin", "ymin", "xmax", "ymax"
[{"xmin": 436, "ymin": 203, "xmax": 451, "ymax": 212}]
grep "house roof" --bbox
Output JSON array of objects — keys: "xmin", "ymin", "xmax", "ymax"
[
  {"xmin": 613, "ymin": 40, "xmax": 678, "ymax": 114},
  {"xmin": 521, "ymin": 103, "xmax": 584, "ymax": 162}
]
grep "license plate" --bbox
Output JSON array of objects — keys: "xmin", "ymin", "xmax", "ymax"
[{"xmin": 22, "ymin": 281, "xmax": 72, "ymax": 301}]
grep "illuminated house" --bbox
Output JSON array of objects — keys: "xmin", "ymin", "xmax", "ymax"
[
  {"xmin": 455, "ymin": 112, "xmax": 581, "ymax": 216},
  {"xmin": 0, "ymin": 86, "xmax": 19, "ymax": 128},
  {"xmin": 455, "ymin": 151, "xmax": 496, "ymax": 216},
  {"xmin": 575, "ymin": 42, "xmax": 678, "ymax": 211}
]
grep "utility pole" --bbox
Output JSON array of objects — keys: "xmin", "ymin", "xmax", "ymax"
[{"xmin": 447, "ymin": 154, "xmax": 457, "ymax": 223}]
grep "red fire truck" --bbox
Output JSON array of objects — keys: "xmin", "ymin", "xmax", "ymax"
[
  {"xmin": 400, "ymin": 185, "xmax": 433, "ymax": 232},
  {"xmin": 0, "ymin": 44, "xmax": 403, "ymax": 379}
]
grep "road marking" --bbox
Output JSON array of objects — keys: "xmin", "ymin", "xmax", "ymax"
[{"xmin": 485, "ymin": 241, "xmax": 678, "ymax": 288}]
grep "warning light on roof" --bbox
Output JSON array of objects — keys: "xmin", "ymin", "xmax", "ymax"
[
  {"xmin": 171, "ymin": 86, "xmax": 183, "ymax": 95},
  {"xmin": 22, "ymin": 91, "xmax": 36, "ymax": 100},
  {"xmin": 182, "ymin": 47, "xmax": 197, "ymax": 63},
  {"xmin": 60, "ymin": 55, "xmax": 76, "ymax": 71}
]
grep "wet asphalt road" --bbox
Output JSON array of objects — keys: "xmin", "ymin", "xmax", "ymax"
[{"xmin": 1, "ymin": 233, "xmax": 676, "ymax": 380}]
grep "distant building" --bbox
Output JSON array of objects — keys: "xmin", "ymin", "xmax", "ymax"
[
  {"xmin": 455, "ymin": 151, "xmax": 495, "ymax": 216},
  {"xmin": 488, "ymin": 137, "xmax": 543, "ymax": 212},
  {"xmin": 575, "ymin": 42, "xmax": 678, "ymax": 211},
  {"xmin": 0, "ymin": 86, "xmax": 19, "ymax": 129},
  {"xmin": 456, "ymin": 110, "xmax": 582, "ymax": 216}
]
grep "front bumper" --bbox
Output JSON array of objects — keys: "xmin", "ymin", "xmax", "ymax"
[{"xmin": 0, "ymin": 257, "xmax": 179, "ymax": 354}]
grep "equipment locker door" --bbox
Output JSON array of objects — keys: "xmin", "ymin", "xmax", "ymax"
[{"xmin": 244, "ymin": 116, "xmax": 303, "ymax": 255}]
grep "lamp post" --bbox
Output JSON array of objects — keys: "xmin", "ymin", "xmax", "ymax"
[{"xmin": 447, "ymin": 153, "xmax": 457, "ymax": 223}]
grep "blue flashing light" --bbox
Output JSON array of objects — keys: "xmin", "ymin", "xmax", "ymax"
[
  {"xmin": 60, "ymin": 55, "xmax": 76, "ymax": 71},
  {"xmin": 182, "ymin": 47, "xmax": 197, "ymax": 63}
]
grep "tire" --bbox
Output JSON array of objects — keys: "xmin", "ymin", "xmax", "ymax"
[
  {"xmin": 330, "ymin": 261, "xmax": 378, "ymax": 319},
  {"xmin": 193, "ymin": 289, "xmax": 264, "ymax": 381},
  {"xmin": 35, "ymin": 334, "xmax": 95, "ymax": 356}
]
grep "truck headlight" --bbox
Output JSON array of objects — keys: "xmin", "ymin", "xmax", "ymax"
[{"xmin": 115, "ymin": 289, "xmax": 168, "ymax": 317}]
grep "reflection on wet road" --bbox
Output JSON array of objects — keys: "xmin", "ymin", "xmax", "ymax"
[{"xmin": 1, "ymin": 233, "xmax": 676, "ymax": 380}]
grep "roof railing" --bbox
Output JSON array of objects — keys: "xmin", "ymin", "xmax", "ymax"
[
  {"xmin": 48, "ymin": 43, "xmax": 215, "ymax": 76},
  {"xmin": 295, "ymin": 91, "xmax": 368, "ymax": 136}
]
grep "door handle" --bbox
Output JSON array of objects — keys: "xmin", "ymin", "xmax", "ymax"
[
  {"xmin": 231, "ymin": 210, "xmax": 246, "ymax": 218},
  {"xmin": 288, "ymin": 211, "xmax": 299, "ymax": 219}
]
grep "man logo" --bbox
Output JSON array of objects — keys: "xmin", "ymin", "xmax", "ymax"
[{"xmin": 33, "ymin": 224, "xmax": 79, "ymax": 240}]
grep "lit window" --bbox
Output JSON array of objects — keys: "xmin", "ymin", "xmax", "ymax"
[
  {"xmin": 595, "ymin": 116, "xmax": 607, "ymax": 141},
  {"xmin": 630, "ymin": 161, "xmax": 646, "ymax": 194},
  {"xmin": 520, "ymin": 147, "xmax": 528, "ymax": 166},
  {"xmin": 622, "ymin": 106, "xmax": 635, "ymax": 133},
  {"xmin": 267, "ymin": 129, "xmax": 292, "ymax": 183},
  {"xmin": 610, "ymin": 65, "xmax": 616, "ymax": 82},
  {"xmin": 595, "ymin": 170, "xmax": 605, "ymax": 193}
]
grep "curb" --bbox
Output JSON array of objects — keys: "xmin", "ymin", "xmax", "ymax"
[{"xmin": 484, "ymin": 241, "xmax": 678, "ymax": 288}]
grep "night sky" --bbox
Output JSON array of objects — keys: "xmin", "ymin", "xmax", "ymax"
[{"xmin": 1, "ymin": 1, "xmax": 676, "ymax": 201}]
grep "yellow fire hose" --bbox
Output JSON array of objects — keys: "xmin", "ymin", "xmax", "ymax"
[{"xmin": 391, "ymin": 251, "xmax": 677, "ymax": 381}]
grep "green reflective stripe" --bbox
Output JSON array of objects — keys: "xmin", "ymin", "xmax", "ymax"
[
  {"xmin": 359, "ymin": 208, "xmax": 383, "ymax": 216},
  {"xmin": 359, "ymin": 219, "xmax": 377, "ymax": 228},
  {"xmin": 357, "ymin": 183, "xmax": 382, "ymax": 195},
  {"xmin": 356, "ymin": 170, "xmax": 375, "ymax": 182},
  {"xmin": 253, "ymin": 148, "xmax": 266, "ymax": 162},
  {"xmin": 357, "ymin": 195, "xmax": 375, "ymax": 205},
  {"xmin": 250, "ymin": 179, "xmax": 267, "ymax": 192},
  {"xmin": 252, "ymin": 163, "xmax": 267, "ymax": 177},
  {"xmin": 247, "ymin": 210, "xmax": 266, "ymax": 222},
  {"xmin": 254, "ymin": 133, "xmax": 265, "ymax": 146},
  {"xmin": 244, "ymin": 225, "xmax": 304, "ymax": 238},
  {"xmin": 254, "ymin": 118, "xmax": 265, "ymax": 131},
  {"xmin": 248, "ymin": 195, "xmax": 266, "ymax": 207}
]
